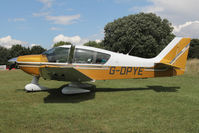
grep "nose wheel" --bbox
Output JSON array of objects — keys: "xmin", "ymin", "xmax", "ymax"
[{"xmin": 25, "ymin": 76, "xmax": 48, "ymax": 92}]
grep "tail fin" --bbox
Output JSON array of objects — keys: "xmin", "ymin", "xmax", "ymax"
[{"xmin": 155, "ymin": 37, "xmax": 191, "ymax": 70}]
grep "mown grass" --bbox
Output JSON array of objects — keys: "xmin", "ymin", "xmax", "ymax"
[
  {"xmin": 186, "ymin": 59, "xmax": 199, "ymax": 74},
  {"xmin": 0, "ymin": 60, "xmax": 199, "ymax": 133}
]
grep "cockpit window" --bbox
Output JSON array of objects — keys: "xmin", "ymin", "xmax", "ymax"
[
  {"xmin": 74, "ymin": 48, "xmax": 110, "ymax": 64},
  {"xmin": 96, "ymin": 52, "xmax": 111, "ymax": 64},
  {"xmin": 42, "ymin": 47, "xmax": 69, "ymax": 63}
]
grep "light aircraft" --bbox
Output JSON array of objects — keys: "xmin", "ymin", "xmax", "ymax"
[{"xmin": 9, "ymin": 37, "xmax": 191, "ymax": 94}]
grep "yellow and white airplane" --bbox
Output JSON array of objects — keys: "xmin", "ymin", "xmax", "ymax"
[{"xmin": 9, "ymin": 37, "xmax": 191, "ymax": 94}]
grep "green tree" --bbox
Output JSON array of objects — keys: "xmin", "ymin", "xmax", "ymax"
[
  {"xmin": 9, "ymin": 44, "xmax": 30, "ymax": 58},
  {"xmin": 103, "ymin": 12, "xmax": 175, "ymax": 58},
  {"xmin": 53, "ymin": 41, "xmax": 72, "ymax": 47},
  {"xmin": 189, "ymin": 39, "xmax": 199, "ymax": 58},
  {"xmin": 30, "ymin": 45, "xmax": 46, "ymax": 54},
  {"xmin": 83, "ymin": 41, "xmax": 104, "ymax": 49},
  {"xmin": 0, "ymin": 46, "xmax": 10, "ymax": 65}
]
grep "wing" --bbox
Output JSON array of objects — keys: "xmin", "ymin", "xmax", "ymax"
[{"xmin": 39, "ymin": 66, "xmax": 92, "ymax": 82}]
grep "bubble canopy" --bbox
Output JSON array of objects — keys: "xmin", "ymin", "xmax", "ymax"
[{"xmin": 42, "ymin": 46, "xmax": 111, "ymax": 64}]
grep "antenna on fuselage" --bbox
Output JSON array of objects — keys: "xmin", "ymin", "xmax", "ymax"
[{"xmin": 127, "ymin": 45, "xmax": 136, "ymax": 55}]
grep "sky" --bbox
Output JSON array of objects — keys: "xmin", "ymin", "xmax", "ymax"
[{"xmin": 0, "ymin": 0, "xmax": 199, "ymax": 49}]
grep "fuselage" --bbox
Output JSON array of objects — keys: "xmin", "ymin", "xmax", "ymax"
[{"xmin": 16, "ymin": 41, "xmax": 188, "ymax": 82}]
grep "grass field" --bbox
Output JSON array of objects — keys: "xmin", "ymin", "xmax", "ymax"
[{"xmin": 0, "ymin": 60, "xmax": 199, "ymax": 133}]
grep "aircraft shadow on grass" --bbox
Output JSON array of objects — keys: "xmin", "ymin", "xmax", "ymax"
[{"xmin": 43, "ymin": 85, "xmax": 180, "ymax": 103}]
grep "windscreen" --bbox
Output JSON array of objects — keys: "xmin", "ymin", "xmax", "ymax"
[{"xmin": 42, "ymin": 47, "xmax": 69, "ymax": 63}]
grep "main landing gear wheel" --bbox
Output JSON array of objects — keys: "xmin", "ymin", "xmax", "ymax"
[{"xmin": 61, "ymin": 83, "xmax": 93, "ymax": 94}]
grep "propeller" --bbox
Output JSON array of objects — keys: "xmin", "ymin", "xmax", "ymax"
[{"xmin": 8, "ymin": 57, "xmax": 18, "ymax": 70}]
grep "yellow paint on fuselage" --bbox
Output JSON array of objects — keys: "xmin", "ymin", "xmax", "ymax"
[
  {"xmin": 17, "ymin": 54, "xmax": 48, "ymax": 76},
  {"xmin": 76, "ymin": 66, "xmax": 183, "ymax": 80},
  {"xmin": 20, "ymin": 67, "xmax": 40, "ymax": 76}
]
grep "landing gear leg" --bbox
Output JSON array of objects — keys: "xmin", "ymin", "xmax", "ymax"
[{"xmin": 25, "ymin": 76, "xmax": 48, "ymax": 92}]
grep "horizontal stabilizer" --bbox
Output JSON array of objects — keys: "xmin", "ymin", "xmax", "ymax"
[{"xmin": 155, "ymin": 62, "xmax": 180, "ymax": 69}]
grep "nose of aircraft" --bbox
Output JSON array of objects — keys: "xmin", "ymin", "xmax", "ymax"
[
  {"xmin": 8, "ymin": 54, "xmax": 48, "ymax": 64},
  {"xmin": 8, "ymin": 54, "xmax": 48, "ymax": 75}
]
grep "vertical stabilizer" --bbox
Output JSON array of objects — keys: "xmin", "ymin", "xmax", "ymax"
[{"xmin": 155, "ymin": 37, "xmax": 191, "ymax": 70}]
